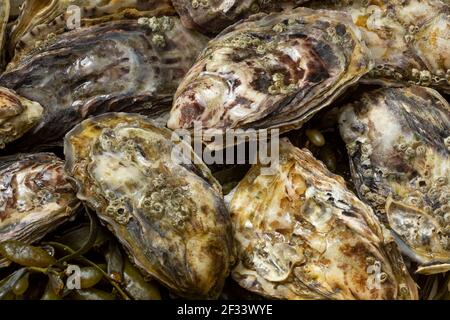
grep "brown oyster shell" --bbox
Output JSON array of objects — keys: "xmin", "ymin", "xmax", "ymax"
[
  {"xmin": 0, "ymin": 17, "xmax": 208, "ymax": 151},
  {"xmin": 339, "ymin": 86, "xmax": 450, "ymax": 275},
  {"xmin": 0, "ymin": 153, "xmax": 80, "ymax": 267},
  {"xmin": 230, "ymin": 139, "xmax": 418, "ymax": 300},
  {"xmin": 172, "ymin": 0, "xmax": 310, "ymax": 34},
  {"xmin": 0, "ymin": 0, "xmax": 9, "ymax": 69},
  {"xmin": 9, "ymin": 0, "xmax": 175, "ymax": 63},
  {"xmin": 168, "ymin": 8, "xmax": 372, "ymax": 145},
  {"xmin": 308, "ymin": 0, "xmax": 450, "ymax": 93},
  {"xmin": 0, "ymin": 87, "xmax": 43, "ymax": 149},
  {"xmin": 64, "ymin": 113, "xmax": 235, "ymax": 299}
]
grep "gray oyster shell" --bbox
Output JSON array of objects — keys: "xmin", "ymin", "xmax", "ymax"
[
  {"xmin": 339, "ymin": 86, "xmax": 450, "ymax": 275},
  {"xmin": 168, "ymin": 8, "xmax": 372, "ymax": 145},
  {"xmin": 0, "ymin": 153, "xmax": 80, "ymax": 267},
  {"xmin": 0, "ymin": 87, "xmax": 43, "ymax": 149},
  {"xmin": 230, "ymin": 139, "xmax": 418, "ymax": 300},
  {"xmin": 9, "ymin": 0, "xmax": 175, "ymax": 63},
  {"xmin": 309, "ymin": 0, "xmax": 450, "ymax": 93},
  {"xmin": 172, "ymin": 0, "xmax": 310, "ymax": 34},
  {"xmin": 0, "ymin": 17, "xmax": 208, "ymax": 151},
  {"xmin": 64, "ymin": 113, "xmax": 235, "ymax": 299}
]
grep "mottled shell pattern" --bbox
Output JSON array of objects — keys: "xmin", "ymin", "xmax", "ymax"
[
  {"xmin": 0, "ymin": 87, "xmax": 42, "ymax": 149},
  {"xmin": 0, "ymin": 0, "xmax": 9, "ymax": 69},
  {"xmin": 309, "ymin": 0, "xmax": 450, "ymax": 93},
  {"xmin": 173, "ymin": 0, "xmax": 310, "ymax": 34},
  {"xmin": 0, "ymin": 153, "xmax": 80, "ymax": 266},
  {"xmin": 168, "ymin": 7, "xmax": 373, "ymax": 140},
  {"xmin": 230, "ymin": 139, "xmax": 418, "ymax": 300},
  {"xmin": 8, "ymin": 0, "xmax": 175, "ymax": 65},
  {"xmin": 64, "ymin": 113, "xmax": 235, "ymax": 299},
  {"xmin": 339, "ymin": 86, "xmax": 450, "ymax": 275},
  {"xmin": 0, "ymin": 16, "xmax": 208, "ymax": 151}
]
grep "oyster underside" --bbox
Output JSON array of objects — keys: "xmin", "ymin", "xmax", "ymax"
[
  {"xmin": 0, "ymin": 17, "xmax": 208, "ymax": 151},
  {"xmin": 0, "ymin": 87, "xmax": 43, "ymax": 149},
  {"xmin": 0, "ymin": 0, "xmax": 9, "ymax": 69},
  {"xmin": 168, "ymin": 8, "xmax": 372, "ymax": 143},
  {"xmin": 64, "ymin": 113, "xmax": 234, "ymax": 299},
  {"xmin": 0, "ymin": 153, "xmax": 80, "ymax": 267},
  {"xmin": 9, "ymin": 0, "xmax": 175, "ymax": 63},
  {"xmin": 339, "ymin": 86, "xmax": 450, "ymax": 275},
  {"xmin": 309, "ymin": 0, "xmax": 450, "ymax": 93},
  {"xmin": 172, "ymin": 0, "xmax": 310, "ymax": 34},
  {"xmin": 230, "ymin": 139, "xmax": 418, "ymax": 300}
]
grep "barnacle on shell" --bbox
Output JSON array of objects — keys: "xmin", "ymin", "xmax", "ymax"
[{"xmin": 339, "ymin": 86, "xmax": 450, "ymax": 274}]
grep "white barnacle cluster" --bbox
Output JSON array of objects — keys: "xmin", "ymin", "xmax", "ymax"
[{"xmin": 138, "ymin": 16, "xmax": 175, "ymax": 48}]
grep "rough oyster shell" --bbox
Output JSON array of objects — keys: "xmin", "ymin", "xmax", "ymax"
[
  {"xmin": 168, "ymin": 8, "xmax": 372, "ymax": 143},
  {"xmin": 0, "ymin": 153, "xmax": 80, "ymax": 267},
  {"xmin": 0, "ymin": 87, "xmax": 43, "ymax": 149},
  {"xmin": 309, "ymin": 0, "xmax": 450, "ymax": 93},
  {"xmin": 230, "ymin": 139, "xmax": 418, "ymax": 300},
  {"xmin": 172, "ymin": 0, "xmax": 310, "ymax": 34},
  {"xmin": 339, "ymin": 86, "xmax": 450, "ymax": 275},
  {"xmin": 0, "ymin": 17, "xmax": 208, "ymax": 151},
  {"xmin": 9, "ymin": 0, "xmax": 175, "ymax": 63},
  {"xmin": 0, "ymin": 0, "xmax": 9, "ymax": 69},
  {"xmin": 64, "ymin": 113, "xmax": 234, "ymax": 299}
]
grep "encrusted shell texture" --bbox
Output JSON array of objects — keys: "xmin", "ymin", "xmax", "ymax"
[
  {"xmin": 339, "ymin": 86, "xmax": 450, "ymax": 274},
  {"xmin": 0, "ymin": 17, "xmax": 208, "ymax": 151},
  {"xmin": 168, "ymin": 7, "xmax": 372, "ymax": 141},
  {"xmin": 0, "ymin": 153, "xmax": 80, "ymax": 267},
  {"xmin": 230, "ymin": 139, "xmax": 418, "ymax": 300},
  {"xmin": 64, "ymin": 113, "xmax": 235, "ymax": 299}
]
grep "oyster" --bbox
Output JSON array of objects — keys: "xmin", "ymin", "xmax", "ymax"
[
  {"xmin": 230, "ymin": 139, "xmax": 418, "ymax": 300},
  {"xmin": 0, "ymin": 87, "xmax": 43, "ymax": 149},
  {"xmin": 0, "ymin": 17, "xmax": 208, "ymax": 150},
  {"xmin": 339, "ymin": 86, "xmax": 450, "ymax": 275},
  {"xmin": 0, "ymin": 0, "xmax": 9, "ymax": 69},
  {"xmin": 0, "ymin": 153, "xmax": 79, "ymax": 267},
  {"xmin": 9, "ymin": 0, "xmax": 175, "ymax": 63},
  {"xmin": 172, "ymin": 0, "xmax": 309, "ymax": 34},
  {"xmin": 309, "ymin": 0, "xmax": 450, "ymax": 93},
  {"xmin": 168, "ymin": 8, "xmax": 372, "ymax": 143},
  {"xmin": 64, "ymin": 113, "xmax": 234, "ymax": 299}
]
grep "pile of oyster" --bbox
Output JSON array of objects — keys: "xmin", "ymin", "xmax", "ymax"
[{"xmin": 0, "ymin": 0, "xmax": 449, "ymax": 300}]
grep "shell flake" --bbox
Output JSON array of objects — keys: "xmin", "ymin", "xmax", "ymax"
[
  {"xmin": 168, "ymin": 7, "xmax": 373, "ymax": 141},
  {"xmin": 230, "ymin": 139, "xmax": 418, "ymax": 300},
  {"xmin": 0, "ymin": 153, "xmax": 80, "ymax": 267},
  {"xmin": 0, "ymin": 17, "xmax": 208, "ymax": 151},
  {"xmin": 64, "ymin": 113, "xmax": 235, "ymax": 299},
  {"xmin": 339, "ymin": 86, "xmax": 450, "ymax": 274}
]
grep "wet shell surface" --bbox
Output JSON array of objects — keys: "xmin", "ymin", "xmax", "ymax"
[
  {"xmin": 339, "ymin": 86, "xmax": 450, "ymax": 275},
  {"xmin": 230, "ymin": 139, "xmax": 418, "ymax": 300},
  {"xmin": 0, "ymin": 153, "xmax": 80, "ymax": 267},
  {"xmin": 172, "ymin": 0, "xmax": 309, "ymax": 34},
  {"xmin": 168, "ymin": 7, "xmax": 372, "ymax": 142},
  {"xmin": 8, "ymin": 0, "xmax": 175, "ymax": 62},
  {"xmin": 309, "ymin": 0, "xmax": 450, "ymax": 93},
  {"xmin": 0, "ymin": 87, "xmax": 43, "ymax": 149},
  {"xmin": 0, "ymin": 17, "xmax": 208, "ymax": 151},
  {"xmin": 64, "ymin": 113, "xmax": 234, "ymax": 299}
]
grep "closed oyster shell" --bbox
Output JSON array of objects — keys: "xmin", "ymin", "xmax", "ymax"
[
  {"xmin": 64, "ymin": 113, "xmax": 234, "ymax": 299},
  {"xmin": 168, "ymin": 8, "xmax": 372, "ymax": 144},
  {"xmin": 172, "ymin": 0, "xmax": 309, "ymax": 34},
  {"xmin": 230, "ymin": 139, "xmax": 418, "ymax": 300},
  {"xmin": 309, "ymin": 0, "xmax": 450, "ymax": 93},
  {"xmin": 9, "ymin": 0, "xmax": 175, "ymax": 62},
  {"xmin": 0, "ymin": 87, "xmax": 43, "ymax": 149},
  {"xmin": 339, "ymin": 86, "xmax": 450, "ymax": 274},
  {"xmin": 0, "ymin": 17, "xmax": 208, "ymax": 151},
  {"xmin": 0, "ymin": 0, "xmax": 9, "ymax": 69},
  {"xmin": 0, "ymin": 153, "xmax": 80, "ymax": 267}
]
